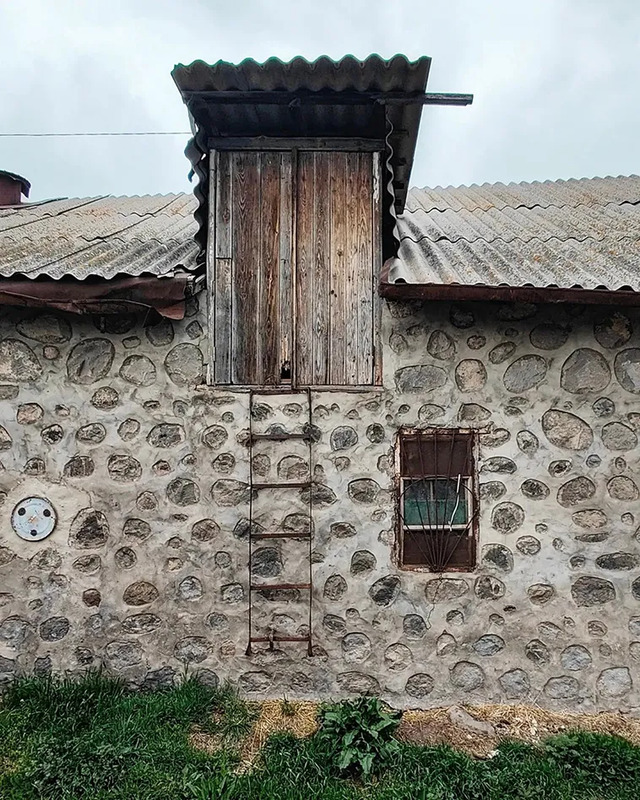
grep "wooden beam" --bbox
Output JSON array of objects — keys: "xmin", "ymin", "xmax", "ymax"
[
  {"xmin": 185, "ymin": 90, "xmax": 473, "ymax": 106},
  {"xmin": 208, "ymin": 136, "xmax": 386, "ymax": 151}
]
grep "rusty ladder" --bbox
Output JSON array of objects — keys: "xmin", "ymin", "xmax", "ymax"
[{"xmin": 246, "ymin": 387, "xmax": 314, "ymax": 656}]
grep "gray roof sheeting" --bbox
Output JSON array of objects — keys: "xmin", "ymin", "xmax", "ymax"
[
  {"xmin": 0, "ymin": 193, "xmax": 199, "ymax": 280},
  {"xmin": 172, "ymin": 54, "xmax": 431, "ymax": 215},
  {"xmin": 172, "ymin": 54, "xmax": 433, "ymax": 259},
  {"xmin": 4, "ymin": 174, "xmax": 640, "ymax": 294},
  {"xmin": 387, "ymin": 175, "xmax": 640, "ymax": 291}
]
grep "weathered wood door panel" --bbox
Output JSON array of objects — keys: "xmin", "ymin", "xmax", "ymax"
[
  {"xmin": 212, "ymin": 150, "xmax": 293, "ymax": 385},
  {"xmin": 210, "ymin": 148, "xmax": 378, "ymax": 386},
  {"xmin": 295, "ymin": 151, "xmax": 375, "ymax": 386}
]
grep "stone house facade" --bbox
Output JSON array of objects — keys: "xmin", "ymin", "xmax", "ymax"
[{"xmin": 1, "ymin": 55, "xmax": 640, "ymax": 710}]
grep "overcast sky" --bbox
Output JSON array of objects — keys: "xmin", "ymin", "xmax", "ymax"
[{"xmin": 2, "ymin": 0, "xmax": 639, "ymax": 201}]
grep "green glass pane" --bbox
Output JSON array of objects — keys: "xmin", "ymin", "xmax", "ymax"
[{"xmin": 403, "ymin": 479, "xmax": 468, "ymax": 526}]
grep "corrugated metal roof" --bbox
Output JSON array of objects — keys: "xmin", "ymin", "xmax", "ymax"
[
  {"xmin": 387, "ymin": 175, "xmax": 640, "ymax": 291},
  {"xmin": 172, "ymin": 54, "xmax": 430, "ymax": 212},
  {"xmin": 172, "ymin": 54, "xmax": 432, "ymax": 258},
  {"xmin": 0, "ymin": 193, "xmax": 199, "ymax": 280},
  {"xmin": 5, "ymin": 173, "xmax": 639, "ymax": 293}
]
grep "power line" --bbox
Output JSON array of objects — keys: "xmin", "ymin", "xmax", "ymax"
[{"xmin": 0, "ymin": 131, "xmax": 191, "ymax": 137}]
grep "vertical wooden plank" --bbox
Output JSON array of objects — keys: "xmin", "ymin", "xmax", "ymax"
[
  {"xmin": 260, "ymin": 151, "xmax": 282, "ymax": 385},
  {"xmin": 328, "ymin": 152, "xmax": 347, "ymax": 384},
  {"xmin": 344, "ymin": 152, "xmax": 360, "ymax": 384},
  {"xmin": 215, "ymin": 151, "xmax": 232, "ymax": 258},
  {"xmin": 206, "ymin": 150, "xmax": 217, "ymax": 385},
  {"xmin": 295, "ymin": 151, "xmax": 314, "ymax": 385},
  {"xmin": 214, "ymin": 151, "xmax": 232, "ymax": 384},
  {"xmin": 232, "ymin": 151, "xmax": 260, "ymax": 384},
  {"xmin": 312, "ymin": 152, "xmax": 330, "ymax": 385},
  {"xmin": 372, "ymin": 150, "xmax": 383, "ymax": 386},
  {"xmin": 214, "ymin": 258, "xmax": 232, "ymax": 383},
  {"xmin": 279, "ymin": 153, "xmax": 293, "ymax": 381},
  {"xmin": 356, "ymin": 151, "xmax": 374, "ymax": 384}
]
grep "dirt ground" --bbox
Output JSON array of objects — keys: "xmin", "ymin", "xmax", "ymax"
[
  {"xmin": 396, "ymin": 704, "xmax": 640, "ymax": 757},
  {"xmin": 191, "ymin": 700, "xmax": 640, "ymax": 763}
]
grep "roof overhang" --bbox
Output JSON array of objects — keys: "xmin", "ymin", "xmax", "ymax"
[
  {"xmin": 380, "ymin": 280, "xmax": 640, "ymax": 307},
  {"xmin": 172, "ymin": 54, "xmax": 471, "ymax": 217},
  {"xmin": 0, "ymin": 272, "xmax": 203, "ymax": 319}
]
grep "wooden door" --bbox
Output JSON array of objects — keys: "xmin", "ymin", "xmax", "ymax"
[
  {"xmin": 209, "ymin": 148, "xmax": 378, "ymax": 387},
  {"xmin": 211, "ymin": 150, "xmax": 293, "ymax": 385},
  {"xmin": 295, "ymin": 151, "xmax": 376, "ymax": 386}
]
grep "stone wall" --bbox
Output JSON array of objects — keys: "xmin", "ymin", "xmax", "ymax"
[{"xmin": 1, "ymin": 296, "xmax": 640, "ymax": 710}]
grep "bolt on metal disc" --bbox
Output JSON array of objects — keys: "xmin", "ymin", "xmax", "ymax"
[{"xmin": 11, "ymin": 497, "xmax": 57, "ymax": 541}]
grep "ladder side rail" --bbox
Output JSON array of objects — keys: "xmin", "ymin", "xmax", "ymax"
[
  {"xmin": 246, "ymin": 390, "xmax": 255, "ymax": 655},
  {"xmin": 306, "ymin": 386, "xmax": 314, "ymax": 656}
]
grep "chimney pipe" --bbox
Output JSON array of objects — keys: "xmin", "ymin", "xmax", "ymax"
[{"xmin": 0, "ymin": 170, "xmax": 31, "ymax": 206}]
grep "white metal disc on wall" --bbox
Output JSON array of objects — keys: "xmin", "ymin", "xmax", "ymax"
[{"xmin": 11, "ymin": 497, "xmax": 57, "ymax": 541}]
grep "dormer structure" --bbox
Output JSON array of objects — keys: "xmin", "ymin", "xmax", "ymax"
[{"xmin": 172, "ymin": 55, "xmax": 471, "ymax": 387}]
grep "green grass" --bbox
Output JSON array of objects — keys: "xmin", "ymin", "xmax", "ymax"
[{"xmin": 1, "ymin": 673, "xmax": 640, "ymax": 799}]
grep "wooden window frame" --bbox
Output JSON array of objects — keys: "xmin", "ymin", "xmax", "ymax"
[
  {"xmin": 396, "ymin": 428, "xmax": 478, "ymax": 573},
  {"xmin": 206, "ymin": 145, "xmax": 383, "ymax": 389}
]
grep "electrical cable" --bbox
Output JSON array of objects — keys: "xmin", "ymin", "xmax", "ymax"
[{"xmin": 0, "ymin": 131, "xmax": 191, "ymax": 137}]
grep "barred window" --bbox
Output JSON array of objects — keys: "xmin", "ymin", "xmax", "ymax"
[{"xmin": 398, "ymin": 429, "xmax": 477, "ymax": 571}]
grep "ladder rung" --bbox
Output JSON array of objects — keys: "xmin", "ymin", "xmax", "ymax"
[
  {"xmin": 251, "ymin": 582, "xmax": 311, "ymax": 591},
  {"xmin": 251, "ymin": 433, "xmax": 309, "ymax": 442},
  {"xmin": 252, "ymin": 481, "xmax": 310, "ymax": 490},
  {"xmin": 251, "ymin": 532, "xmax": 311, "ymax": 540},
  {"xmin": 249, "ymin": 635, "xmax": 310, "ymax": 643}
]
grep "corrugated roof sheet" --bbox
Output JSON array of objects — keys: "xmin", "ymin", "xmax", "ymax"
[
  {"xmin": 172, "ymin": 54, "xmax": 430, "ymax": 212},
  {"xmin": 387, "ymin": 175, "xmax": 640, "ymax": 291},
  {"xmin": 172, "ymin": 54, "xmax": 432, "ymax": 259},
  {"xmin": 0, "ymin": 193, "xmax": 199, "ymax": 280},
  {"xmin": 5, "ymin": 174, "xmax": 640, "ymax": 293}
]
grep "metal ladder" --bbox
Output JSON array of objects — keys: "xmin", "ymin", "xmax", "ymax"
[{"xmin": 246, "ymin": 387, "xmax": 314, "ymax": 656}]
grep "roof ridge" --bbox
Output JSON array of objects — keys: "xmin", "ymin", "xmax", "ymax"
[
  {"xmin": 410, "ymin": 174, "xmax": 640, "ymax": 192},
  {"xmin": 403, "ymin": 197, "xmax": 640, "ymax": 216},
  {"xmin": 173, "ymin": 53, "xmax": 430, "ymax": 72},
  {"xmin": 0, "ymin": 197, "xmax": 108, "ymax": 233},
  {"xmin": 399, "ymin": 232, "xmax": 640, "ymax": 248}
]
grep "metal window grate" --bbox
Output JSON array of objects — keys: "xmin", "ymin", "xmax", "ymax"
[{"xmin": 398, "ymin": 428, "xmax": 478, "ymax": 572}]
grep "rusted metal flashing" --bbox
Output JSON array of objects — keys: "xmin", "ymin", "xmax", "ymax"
[
  {"xmin": 0, "ymin": 272, "xmax": 199, "ymax": 319},
  {"xmin": 379, "ymin": 281, "xmax": 640, "ymax": 307}
]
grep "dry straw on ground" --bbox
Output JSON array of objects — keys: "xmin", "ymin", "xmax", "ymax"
[
  {"xmin": 239, "ymin": 700, "xmax": 319, "ymax": 766},
  {"xmin": 189, "ymin": 699, "xmax": 319, "ymax": 770},
  {"xmin": 397, "ymin": 704, "xmax": 640, "ymax": 757},
  {"xmin": 191, "ymin": 700, "xmax": 640, "ymax": 762}
]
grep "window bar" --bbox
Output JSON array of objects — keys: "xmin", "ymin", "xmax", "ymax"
[
  {"xmin": 432, "ymin": 429, "xmax": 443, "ymax": 570},
  {"xmin": 425, "ymin": 429, "xmax": 440, "ymax": 569},
  {"xmin": 416, "ymin": 428, "xmax": 437, "ymax": 568},
  {"xmin": 434, "ymin": 428, "xmax": 447, "ymax": 571},
  {"xmin": 441, "ymin": 429, "xmax": 460, "ymax": 571}
]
